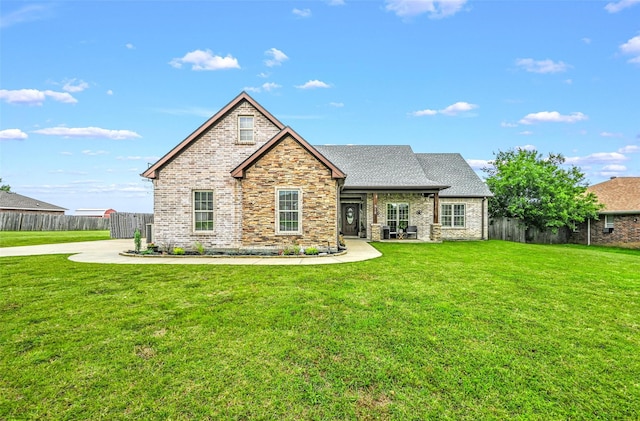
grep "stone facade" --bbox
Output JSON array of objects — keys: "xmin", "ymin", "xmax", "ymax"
[
  {"xmin": 570, "ymin": 214, "xmax": 640, "ymax": 246},
  {"xmin": 152, "ymin": 101, "xmax": 281, "ymax": 249},
  {"xmin": 240, "ymin": 135, "xmax": 339, "ymax": 249}
]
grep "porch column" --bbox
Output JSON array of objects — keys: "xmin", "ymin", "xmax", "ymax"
[
  {"xmin": 373, "ymin": 193, "xmax": 378, "ymax": 224},
  {"xmin": 370, "ymin": 193, "xmax": 381, "ymax": 241},
  {"xmin": 431, "ymin": 192, "xmax": 442, "ymax": 242}
]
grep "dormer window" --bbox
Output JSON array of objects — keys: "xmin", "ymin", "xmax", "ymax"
[{"xmin": 238, "ymin": 116, "xmax": 254, "ymax": 144}]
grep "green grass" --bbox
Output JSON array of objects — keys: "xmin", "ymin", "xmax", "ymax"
[
  {"xmin": 1, "ymin": 241, "xmax": 639, "ymax": 419},
  {"xmin": 0, "ymin": 230, "xmax": 111, "ymax": 247}
]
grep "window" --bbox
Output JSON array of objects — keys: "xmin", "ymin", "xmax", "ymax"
[
  {"xmin": 276, "ymin": 188, "xmax": 302, "ymax": 234},
  {"xmin": 442, "ymin": 203, "xmax": 465, "ymax": 228},
  {"xmin": 604, "ymin": 214, "xmax": 614, "ymax": 229},
  {"xmin": 238, "ymin": 116, "xmax": 254, "ymax": 143},
  {"xmin": 193, "ymin": 190, "xmax": 214, "ymax": 231},
  {"xmin": 387, "ymin": 203, "xmax": 409, "ymax": 232}
]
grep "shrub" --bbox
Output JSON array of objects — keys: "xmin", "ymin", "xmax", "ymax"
[
  {"xmin": 172, "ymin": 247, "xmax": 185, "ymax": 255},
  {"xmin": 282, "ymin": 245, "xmax": 300, "ymax": 256},
  {"xmin": 134, "ymin": 229, "xmax": 141, "ymax": 253},
  {"xmin": 193, "ymin": 241, "xmax": 205, "ymax": 255},
  {"xmin": 305, "ymin": 247, "xmax": 319, "ymax": 255}
]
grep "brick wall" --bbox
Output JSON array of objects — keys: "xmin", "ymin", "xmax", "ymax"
[
  {"xmin": 152, "ymin": 101, "xmax": 281, "ymax": 249},
  {"xmin": 364, "ymin": 194, "xmax": 487, "ymax": 240},
  {"xmin": 570, "ymin": 214, "xmax": 640, "ymax": 245},
  {"xmin": 240, "ymin": 135, "xmax": 339, "ymax": 249}
]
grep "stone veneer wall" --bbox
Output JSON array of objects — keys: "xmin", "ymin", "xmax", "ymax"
[
  {"xmin": 152, "ymin": 101, "xmax": 281, "ymax": 249},
  {"xmin": 240, "ymin": 135, "xmax": 339, "ymax": 249},
  {"xmin": 364, "ymin": 194, "xmax": 488, "ymax": 240},
  {"xmin": 570, "ymin": 213, "xmax": 640, "ymax": 245}
]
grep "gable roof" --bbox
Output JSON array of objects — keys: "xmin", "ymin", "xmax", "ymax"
[
  {"xmin": 142, "ymin": 91, "xmax": 285, "ymax": 179},
  {"xmin": 588, "ymin": 177, "xmax": 640, "ymax": 213},
  {"xmin": 416, "ymin": 153, "xmax": 493, "ymax": 197},
  {"xmin": 315, "ymin": 145, "xmax": 449, "ymax": 191},
  {"xmin": 231, "ymin": 127, "xmax": 346, "ymax": 179},
  {"xmin": 0, "ymin": 191, "xmax": 67, "ymax": 212}
]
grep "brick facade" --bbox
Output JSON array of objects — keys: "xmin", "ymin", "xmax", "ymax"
[
  {"xmin": 152, "ymin": 101, "xmax": 281, "ymax": 249},
  {"xmin": 570, "ymin": 214, "xmax": 640, "ymax": 246}
]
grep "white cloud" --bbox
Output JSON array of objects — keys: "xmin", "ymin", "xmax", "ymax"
[
  {"xmin": 33, "ymin": 126, "xmax": 141, "ymax": 140},
  {"xmin": 501, "ymin": 121, "xmax": 518, "ymax": 128},
  {"xmin": 466, "ymin": 159, "xmax": 490, "ymax": 170},
  {"xmin": 296, "ymin": 80, "xmax": 331, "ymax": 89},
  {"xmin": 411, "ymin": 101, "xmax": 477, "ymax": 117},
  {"xmin": 81, "ymin": 150, "xmax": 109, "ymax": 156},
  {"xmin": 106, "ymin": 90, "xmax": 114, "ymax": 95},
  {"xmin": 600, "ymin": 131, "xmax": 623, "ymax": 138},
  {"xmin": 0, "ymin": 129, "xmax": 28, "ymax": 140},
  {"xmin": 0, "ymin": 4, "xmax": 53, "ymax": 28},
  {"xmin": 515, "ymin": 58, "xmax": 570, "ymax": 74},
  {"xmin": 0, "ymin": 89, "xmax": 77, "ymax": 105},
  {"xmin": 619, "ymin": 145, "xmax": 640, "ymax": 153},
  {"xmin": 605, "ymin": 0, "xmax": 640, "ymax": 13},
  {"xmin": 328, "ymin": 0, "xmax": 345, "ymax": 5},
  {"xmin": 329, "ymin": 102, "xmax": 344, "ymax": 108},
  {"xmin": 385, "ymin": 0, "xmax": 468, "ymax": 18},
  {"xmin": 126, "ymin": 43, "xmax": 135, "ymax": 49},
  {"xmin": 519, "ymin": 111, "xmax": 588, "ymax": 125},
  {"xmin": 565, "ymin": 152, "xmax": 628, "ymax": 165},
  {"xmin": 518, "ymin": 131, "xmax": 534, "ymax": 136},
  {"xmin": 264, "ymin": 48, "xmax": 289, "ymax": 67},
  {"xmin": 62, "ymin": 79, "xmax": 89, "ymax": 93},
  {"xmin": 243, "ymin": 82, "xmax": 282, "ymax": 93},
  {"xmin": 582, "ymin": 37, "xmax": 592, "ymax": 45},
  {"xmin": 602, "ymin": 164, "xmax": 627, "ymax": 172},
  {"xmin": 292, "ymin": 8, "xmax": 311, "ymax": 18},
  {"xmin": 517, "ymin": 144, "xmax": 537, "ymax": 151},
  {"xmin": 619, "ymin": 35, "xmax": 640, "ymax": 64},
  {"xmin": 169, "ymin": 49, "xmax": 240, "ymax": 71}
]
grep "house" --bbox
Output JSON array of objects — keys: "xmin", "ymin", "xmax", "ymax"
[
  {"xmin": 142, "ymin": 92, "xmax": 492, "ymax": 251},
  {"xmin": 570, "ymin": 177, "xmax": 640, "ymax": 246},
  {"xmin": 75, "ymin": 208, "xmax": 117, "ymax": 218},
  {"xmin": 0, "ymin": 191, "xmax": 67, "ymax": 215}
]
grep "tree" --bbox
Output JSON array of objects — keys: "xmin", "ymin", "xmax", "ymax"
[
  {"xmin": 0, "ymin": 178, "xmax": 10, "ymax": 192},
  {"xmin": 483, "ymin": 149, "xmax": 602, "ymax": 232}
]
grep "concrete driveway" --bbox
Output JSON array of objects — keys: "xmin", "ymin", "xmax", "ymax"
[{"xmin": 0, "ymin": 239, "xmax": 381, "ymax": 265}]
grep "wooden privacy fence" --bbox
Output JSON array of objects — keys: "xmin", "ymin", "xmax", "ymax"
[
  {"xmin": 0, "ymin": 212, "xmax": 110, "ymax": 231},
  {"xmin": 489, "ymin": 217, "xmax": 569, "ymax": 244},
  {"xmin": 109, "ymin": 212, "xmax": 154, "ymax": 239}
]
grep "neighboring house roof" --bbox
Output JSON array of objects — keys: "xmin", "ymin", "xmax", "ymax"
[
  {"xmin": 142, "ymin": 91, "xmax": 285, "ymax": 179},
  {"xmin": 231, "ymin": 127, "xmax": 346, "ymax": 179},
  {"xmin": 0, "ymin": 191, "xmax": 67, "ymax": 212},
  {"xmin": 416, "ymin": 153, "xmax": 493, "ymax": 197},
  {"xmin": 315, "ymin": 145, "xmax": 449, "ymax": 191},
  {"xmin": 588, "ymin": 177, "xmax": 640, "ymax": 214}
]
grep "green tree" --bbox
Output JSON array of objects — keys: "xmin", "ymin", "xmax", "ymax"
[
  {"xmin": 483, "ymin": 149, "xmax": 602, "ymax": 232},
  {"xmin": 0, "ymin": 178, "xmax": 10, "ymax": 192}
]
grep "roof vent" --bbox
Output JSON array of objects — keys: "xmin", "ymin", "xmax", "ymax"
[{"xmin": 610, "ymin": 176, "xmax": 617, "ymax": 179}]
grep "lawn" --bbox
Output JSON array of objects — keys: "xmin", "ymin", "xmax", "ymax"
[
  {"xmin": 0, "ymin": 230, "xmax": 111, "ymax": 247},
  {"xmin": 1, "ymin": 241, "xmax": 639, "ymax": 419}
]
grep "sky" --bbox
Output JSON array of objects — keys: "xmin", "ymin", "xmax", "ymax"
[{"xmin": 1, "ymin": 0, "xmax": 639, "ymax": 214}]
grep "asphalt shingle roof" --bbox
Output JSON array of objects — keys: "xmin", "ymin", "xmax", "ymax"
[
  {"xmin": 416, "ymin": 153, "xmax": 493, "ymax": 197},
  {"xmin": 315, "ymin": 145, "xmax": 448, "ymax": 190},
  {"xmin": 0, "ymin": 191, "xmax": 67, "ymax": 212},
  {"xmin": 588, "ymin": 177, "xmax": 640, "ymax": 213}
]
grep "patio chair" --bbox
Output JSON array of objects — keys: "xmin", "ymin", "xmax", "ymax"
[{"xmin": 405, "ymin": 225, "xmax": 418, "ymax": 239}]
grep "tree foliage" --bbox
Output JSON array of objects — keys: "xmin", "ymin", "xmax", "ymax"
[
  {"xmin": 484, "ymin": 149, "xmax": 602, "ymax": 231},
  {"xmin": 0, "ymin": 178, "xmax": 10, "ymax": 192}
]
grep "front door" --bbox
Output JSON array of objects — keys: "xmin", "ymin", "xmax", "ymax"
[{"xmin": 341, "ymin": 204, "xmax": 359, "ymax": 236}]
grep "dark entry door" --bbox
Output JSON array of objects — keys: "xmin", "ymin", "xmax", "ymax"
[{"xmin": 341, "ymin": 204, "xmax": 359, "ymax": 236}]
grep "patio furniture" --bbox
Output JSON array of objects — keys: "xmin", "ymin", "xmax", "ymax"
[{"xmin": 405, "ymin": 225, "xmax": 418, "ymax": 239}]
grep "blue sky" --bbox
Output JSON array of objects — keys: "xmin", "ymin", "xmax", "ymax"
[{"xmin": 1, "ymin": 0, "xmax": 639, "ymax": 214}]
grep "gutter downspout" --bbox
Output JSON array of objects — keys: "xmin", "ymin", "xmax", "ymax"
[{"xmin": 482, "ymin": 197, "xmax": 487, "ymax": 240}]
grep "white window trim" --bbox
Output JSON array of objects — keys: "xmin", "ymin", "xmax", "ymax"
[
  {"xmin": 238, "ymin": 115, "xmax": 255, "ymax": 144},
  {"xmin": 275, "ymin": 187, "xmax": 302, "ymax": 235},
  {"xmin": 193, "ymin": 190, "xmax": 215, "ymax": 232},
  {"xmin": 604, "ymin": 214, "xmax": 614, "ymax": 229},
  {"xmin": 441, "ymin": 203, "xmax": 466, "ymax": 229}
]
